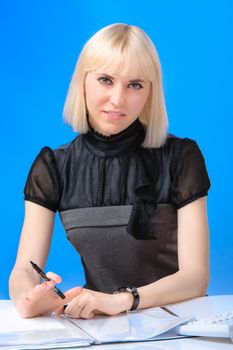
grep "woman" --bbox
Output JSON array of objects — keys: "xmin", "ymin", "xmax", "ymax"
[{"xmin": 9, "ymin": 23, "xmax": 210, "ymax": 319}]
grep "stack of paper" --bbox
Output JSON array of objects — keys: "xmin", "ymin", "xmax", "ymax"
[
  {"xmin": 0, "ymin": 301, "xmax": 191, "ymax": 349},
  {"xmin": 72, "ymin": 307, "xmax": 191, "ymax": 343},
  {"xmin": 0, "ymin": 302, "xmax": 92, "ymax": 349}
]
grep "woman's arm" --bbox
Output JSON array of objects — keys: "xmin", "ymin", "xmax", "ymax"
[
  {"xmin": 9, "ymin": 201, "xmax": 55, "ymax": 299},
  {"xmin": 62, "ymin": 196, "xmax": 209, "ymax": 318},
  {"xmin": 9, "ymin": 201, "xmax": 82, "ymax": 317},
  {"xmin": 137, "ymin": 196, "xmax": 210, "ymax": 308}
]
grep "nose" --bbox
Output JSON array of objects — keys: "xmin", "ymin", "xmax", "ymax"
[{"xmin": 109, "ymin": 84, "xmax": 125, "ymax": 107}]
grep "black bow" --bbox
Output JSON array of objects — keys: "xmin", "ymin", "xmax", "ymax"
[{"xmin": 126, "ymin": 152, "xmax": 157, "ymax": 240}]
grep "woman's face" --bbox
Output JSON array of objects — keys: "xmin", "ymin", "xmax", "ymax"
[{"xmin": 84, "ymin": 68, "xmax": 150, "ymax": 136}]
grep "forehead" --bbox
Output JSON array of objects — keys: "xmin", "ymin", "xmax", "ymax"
[
  {"xmin": 88, "ymin": 52, "xmax": 151, "ymax": 82},
  {"xmin": 92, "ymin": 67, "xmax": 147, "ymax": 81}
]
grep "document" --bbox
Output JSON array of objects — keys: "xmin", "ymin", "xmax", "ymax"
[
  {"xmin": 0, "ymin": 301, "xmax": 191, "ymax": 349},
  {"xmin": 0, "ymin": 302, "xmax": 92, "ymax": 349},
  {"xmin": 0, "ymin": 301, "xmax": 65, "ymax": 333},
  {"xmin": 71, "ymin": 307, "xmax": 191, "ymax": 343}
]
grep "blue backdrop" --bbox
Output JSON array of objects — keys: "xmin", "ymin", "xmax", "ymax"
[{"xmin": 1, "ymin": 0, "xmax": 232, "ymax": 299}]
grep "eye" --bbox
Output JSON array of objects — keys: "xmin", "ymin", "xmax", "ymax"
[
  {"xmin": 97, "ymin": 77, "xmax": 112, "ymax": 85},
  {"xmin": 128, "ymin": 82, "xmax": 143, "ymax": 90}
]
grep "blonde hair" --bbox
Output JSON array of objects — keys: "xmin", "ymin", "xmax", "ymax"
[{"xmin": 63, "ymin": 23, "xmax": 168, "ymax": 148}]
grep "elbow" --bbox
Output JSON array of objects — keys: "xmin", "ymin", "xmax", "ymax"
[
  {"xmin": 192, "ymin": 270, "xmax": 210, "ymax": 298},
  {"xmin": 198, "ymin": 279, "xmax": 209, "ymax": 297},
  {"xmin": 8, "ymin": 270, "xmax": 16, "ymax": 300},
  {"xmin": 179, "ymin": 268, "xmax": 210, "ymax": 299},
  {"xmin": 195, "ymin": 283, "xmax": 209, "ymax": 298},
  {"xmin": 8, "ymin": 266, "xmax": 21, "ymax": 300}
]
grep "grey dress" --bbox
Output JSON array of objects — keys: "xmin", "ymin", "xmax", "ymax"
[{"xmin": 24, "ymin": 120, "xmax": 210, "ymax": 293}]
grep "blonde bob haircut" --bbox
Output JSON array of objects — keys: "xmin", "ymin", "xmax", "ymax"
[{"xmin": 63, "ymin": 23, "xmax": 168, "ymax": 148}]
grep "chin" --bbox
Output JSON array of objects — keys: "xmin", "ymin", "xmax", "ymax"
[
  {"xmin": 96, "ymin": 122, "xmax": 126, "ymax": 136},
  {"xmin": 103, "ymin": 125, "xmax": 126, "ymax": 136}
]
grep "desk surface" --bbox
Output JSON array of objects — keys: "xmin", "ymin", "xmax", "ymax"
[
  {"xmin": 91, "ymin": 337, "xmax": 233, "ymax": 350},
  {"xmin": 92, "ymin": 338, "xmax": 233, "ymax": 350},
  {"xmin": 1, "ymin": 299, "xmax": 233, "ymax": 350}
]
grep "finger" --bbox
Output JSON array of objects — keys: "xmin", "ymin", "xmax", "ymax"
[
  {"xmin": 54, "ymin": 303, "xmax": 67, "ymax": 315},
  {"xmin": 63, "ymin": 292, "xmax": 87, "ymax": 318},
  {"xmin": 78, "ymin": 293, "xmax": 96, "ymax": 319},
  {"xmin": 46, "ymin": 272, "xmax": 62, "ymax": 283},
  {"xmin": 27, "ymin": 280, "xmax": 56, "ymax": 300},
  {"xmin": 64, "ymin": 286, "xmax": 83, "ymax": 303},
  {"xmin": 80, "ymin": 304, "xmax": 95, "ymax": 319},
  {"xmin": 65, "ymin": 302, "xmax": 84, "ymax": 318},
  {"xmin": 93, "ymin": 309, "xmax": 105, "ymax": 316},
  {"xmin": 55, "ymin": 287, "xmax": 83, "ymax": 315},
  {"xmin": 68, "ymin": 292, "xmax": 96, "ymax": 319}
]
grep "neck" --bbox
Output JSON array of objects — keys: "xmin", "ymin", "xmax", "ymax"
[{"xmin": 84, "ymin": 119, "xmax": 146, "ymax": 157}]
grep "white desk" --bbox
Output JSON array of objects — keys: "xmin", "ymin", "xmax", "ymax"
[
  {"xmin": 2, "ymin": 338, "xmax": 231, "ymax": 350},
  {"xmin": 1, "ymin": 297, "xmax": 233, "ymax": 349},
  {"xmin": 91, "ymin": 337, "xmax": 233, "ymax": 349}
]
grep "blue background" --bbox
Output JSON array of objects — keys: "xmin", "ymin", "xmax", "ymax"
[{"xmin": 0, "ymin": 0, "xmax": 232, "ymax": 299}]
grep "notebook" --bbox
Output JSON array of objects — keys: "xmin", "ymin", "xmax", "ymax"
[{"xmin": 0, "ymin": 301, "xmax": 191, "ymax": 349}]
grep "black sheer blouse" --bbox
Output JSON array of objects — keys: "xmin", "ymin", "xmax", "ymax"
[
  {"xmin": 24, "ymin": 120, "xmax": 210, "ymax": 292},
  {"xmin": 24, "ymin": 120, "xmax": 210, "ymax": 215}
]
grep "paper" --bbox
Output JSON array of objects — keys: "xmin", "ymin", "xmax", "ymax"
[
  {"xmin": 0, "ymin": 302, "xmax": 92, "ymax": 349},
  {"xmin": 0, "ymin": 301, "xmax": 191, "ymax": 348},
  {"xmin": 71, "ymin": 307, "xmax": 192, "ymax": 343},
  {"xmin": 0, "ymin": 302, "xmax": 65, "ymax": 334},
  {"xmin": 165, "ymin": 295, "xmax": 233, "ymax": 319}
]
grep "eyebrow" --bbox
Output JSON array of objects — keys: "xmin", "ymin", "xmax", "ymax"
[{"xmin": 95, "ymin": 73, "xmax": 148, "ymax": 84}]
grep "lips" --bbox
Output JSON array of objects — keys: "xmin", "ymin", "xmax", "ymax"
[{"xmin": 103, "ymin": 110, "xmax": 126, "ymax": 116}]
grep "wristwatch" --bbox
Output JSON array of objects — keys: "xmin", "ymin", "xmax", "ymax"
[{"xmin": 114, "ymin": 285, "xmax": 140, "ymax": 311}]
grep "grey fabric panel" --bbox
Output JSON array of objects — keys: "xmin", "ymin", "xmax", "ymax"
[
  {"xmin": 59, "ymin": 204, "xmax": 178, "ymax": 293},
  {"xmin": 68, "ymin": 224, "xmax": 178, "ymax": 293},
  {"xmin": 59, "ymin": 205, "xmax": 133, "ymax": 230},
  {"xmin": 59, "ymin": 204, "xmax": 177, "ymax": 231}
]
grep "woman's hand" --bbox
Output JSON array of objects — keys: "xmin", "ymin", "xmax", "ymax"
[
  {"xmin": 15, "ymin": 272, "xmax": 83, "ymax": 318},
  {"xmin": 58, "ymin": 288, "xmax": 134, "ymax": 319}
]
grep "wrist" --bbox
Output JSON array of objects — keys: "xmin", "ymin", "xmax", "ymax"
[
  {"xmin": 118, "ymin": 292, "xmax": 134, "ymax": 312},
  {"xmin": 113, "ymin": 286, "xmax": 140, "ymax": 312}
]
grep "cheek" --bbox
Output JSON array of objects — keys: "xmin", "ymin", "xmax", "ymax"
[
  {"xmin": 86, "ymin": 86, "xmax": 106, "ymax": 108},
  {"xmin": 130, "ymin": 93, "xmax": 149, "ymax": 112},
  {"xmin": 85, "ymin": 79, "xmax": 97, "ymax": 105},
  {"xmin": 139, "ymin": 89, "xmax": 150, "ymax": 109}
]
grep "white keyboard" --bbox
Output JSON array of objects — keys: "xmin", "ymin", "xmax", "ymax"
[{"xmin": 177, "ymin": 310, "xmax": 233, "ymax": 339}]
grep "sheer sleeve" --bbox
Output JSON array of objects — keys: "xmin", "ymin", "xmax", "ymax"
[
  {"xmin": 24, "ymin": 147, "xmax": 61, "ymax": 212},
  {"xmin": 170, "ymin": 138, "xmax": 211, "ymax": 208}
]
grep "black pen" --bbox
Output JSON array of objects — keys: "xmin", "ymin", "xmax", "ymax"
[{"xmin": 30, "ymin": 260, "xmax": 65, "ymax": 300}]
